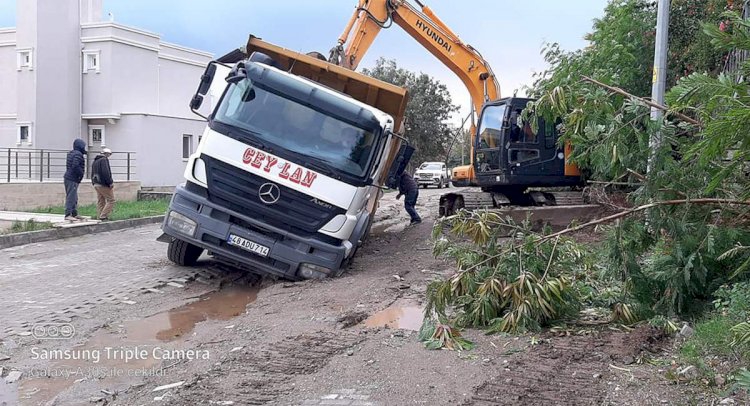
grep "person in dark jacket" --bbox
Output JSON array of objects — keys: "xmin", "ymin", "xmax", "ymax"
[
  {"xmin": 396, "ymin": 171, "xmax": 421, "ymax": 225},
  {"xmin": 92, "ymin": 148, "xmax": 116, "ymax": 220},
  {"xmin": 63, "ymin": 139, "xmax": 86, "ymax": 220}
]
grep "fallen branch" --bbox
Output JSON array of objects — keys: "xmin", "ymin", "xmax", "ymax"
[
  {"xmin": 626, "ymin": 168, "xmax": 647, "ymax": 182},
  {"xmin": 587, "ymin": 180, "xmax": 643, "ymax": 186},
  {"xmin": 537, "ymin": 198, "xmax": 750, "ymax": 244},
  {"xmin": 454, "ymin": 198, "xmax": 750, "ymax": 275},
  {"xmin": 582, "ymin": 76, "xmax": 701, "ymax": 127}
]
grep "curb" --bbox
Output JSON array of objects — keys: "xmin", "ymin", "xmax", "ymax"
[{"xmin": 0, "ymin": 215, "xmax": 165, "ymax": 250}]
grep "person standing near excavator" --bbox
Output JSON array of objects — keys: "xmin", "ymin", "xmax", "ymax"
[{"xmin": 396, "ymin": 171, "xmax": 421, "ymax": 225}]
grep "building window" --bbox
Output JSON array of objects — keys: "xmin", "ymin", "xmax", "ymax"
[
  {"xmin": 16, "ymin": 49, "xmax": 33, "ymax": 71},
  {"xmin": 89, "ymin": 125, "xmax": 106, "ymax": 147},
  {"xmin": 183, "ymin": 134, "xmax": 193, "ymax": 160},
  {"xmin": 17, "ymin": 124, "xmax": 32, "ymax": 145},
  {"xmin": 83, "ymin": 51, "xmax": 100, "ymax": 73}
]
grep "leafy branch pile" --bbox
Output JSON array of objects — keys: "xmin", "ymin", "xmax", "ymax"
[{"xmin": 424, "ymin": 211, "xmax": 611, "ymax": 335}]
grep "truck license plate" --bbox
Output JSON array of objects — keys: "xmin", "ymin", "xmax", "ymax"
[{"xmin": 227, "ymin": 234, "xmax": 270, "ymax": 257}]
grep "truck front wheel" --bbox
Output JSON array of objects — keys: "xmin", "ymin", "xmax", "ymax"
[{"xmin": 167, "ymin": 238, "xmax": 203, "ymax": 266}]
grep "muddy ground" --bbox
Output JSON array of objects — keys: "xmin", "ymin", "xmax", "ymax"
[{"xmin": 0, "ymin": 188, "xmax": 738, "ymax": 405}]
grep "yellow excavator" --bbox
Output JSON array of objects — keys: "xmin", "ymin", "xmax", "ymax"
[{"xmin": 329, "ymin": 0, "xmax": 584, "ymax": 214}]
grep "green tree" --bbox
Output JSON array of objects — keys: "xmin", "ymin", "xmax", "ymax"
[
  {"xmin": 527, "ymin": 7, "xmax": 750, "ymax": 315},
  {"xmin": 362, "ymin": 58, "xmax": 458, "ymax": 168},
  {"xmin": 445, "ymin": 126, "xmax": 472, "ymax": 169}
]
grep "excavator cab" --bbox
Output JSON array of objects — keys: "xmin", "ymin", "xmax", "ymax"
[{"xmin": 471, "ymin": 97, "xmax": 582, "ymax": 200}]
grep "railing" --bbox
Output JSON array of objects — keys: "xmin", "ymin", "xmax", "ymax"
[
  {"xmin": 723, "ymin": 1, "xmax": 750, "ymax": 82},
  {"xmin": 0, "ymin": 148, "xmax": 137, "ymax": 183}
]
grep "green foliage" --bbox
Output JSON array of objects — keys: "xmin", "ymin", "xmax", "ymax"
[
  {"xmin": 731, "ymin": 322, "xmax": 750, "ymax": 347},
  {"xmin": 1, "ymin": 219, "xmax": 53, "ymax": 235},
  {"xmin": 607, "ymin": 217, "xmax": 750, "ymax": 315},
  {"xmin": 667, "ymin": 12, "xmax": 750, "ymax": 197},
  {"xmin": 362, "ymin": 58, "xmax": 458, "ymax": 167},
  {"xmin": 648, "ymin": 315, "xmax": 680, "ymax": 334},
  {"xmin": 445, "ymin": 127, "xmax": 472, "ymax": 169},
  {"xmin": 418, "ymin": 319, "xmax": 474, "ymax": 351},
  {"xmin": 713, "ymin": 282, "xmax": 750, "ymax": 320},
  {"xmin": 668, "ymin": 0, "xmax": 728, "ymax": 82},
  {"xmin": 530, "ymin": 0, "xmax": 656, "ymax": 101},
  {"xmin": 527, "ymin": 7, "xmax": 750, "ymax": 318},
  {"xmin": 33, "ymin": 198, "xmax": 170, "ymax": 221},
  {"xmin": 734, "ymin": 368, "xmax": 750, "ymax": 392},
  {"xmin": 679, "ymin": 282, "xmax": 750, "ymax": 367},
  {"xmin": 427, "ymin": 211, "xmax": 584, "ymax": 333}
]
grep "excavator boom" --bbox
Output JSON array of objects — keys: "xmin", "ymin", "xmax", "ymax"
[{"xmin": 331, "ymin": 0, "xmax": 501, "ymax": 186}]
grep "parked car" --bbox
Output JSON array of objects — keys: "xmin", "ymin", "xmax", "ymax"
[{"xmin": 414, "ymin": 161, "xmax": 450, "ymax": 188}]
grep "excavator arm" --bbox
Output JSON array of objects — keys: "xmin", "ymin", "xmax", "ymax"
[
  {"xmin": 330, "ymin": 0, "xmax": 500, "ymax": 185},
  {"xmin": 331, "ymin": 0, "xmax": 500, "ymax": 114}
]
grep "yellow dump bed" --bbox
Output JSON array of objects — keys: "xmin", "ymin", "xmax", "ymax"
[{"xmin": 243, "ymin": 35, "xmax": 408, "ymax": 133}]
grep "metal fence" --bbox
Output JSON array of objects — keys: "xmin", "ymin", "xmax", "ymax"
[
  {"xmin": 723, "ymin": 1, "xmax": 750, "ymax": 82},
  {"xmin": 0, "ymin": 148, "xmax": 136, "ymax": 183}
]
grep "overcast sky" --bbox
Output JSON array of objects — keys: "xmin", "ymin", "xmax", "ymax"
[{"xmin": 0, "ymin": 0, "xmax": 610, "ymax": 124}]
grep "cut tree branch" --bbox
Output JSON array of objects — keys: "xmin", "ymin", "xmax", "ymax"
[
  {"xmin": 537, "ymin": 198, "xmax": 750, "ymax": 244},
  {"xmin": 453, "ymin": 198, "xmax": 750, "ymax": 276},
  {"xmin": 582, "ymin": 76, "xmax": 702, "ymax": 127}
]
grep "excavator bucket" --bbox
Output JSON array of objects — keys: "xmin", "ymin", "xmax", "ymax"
[{"xmin": 243, "ymin": 35, "xmax": 409, "ymax": 134}]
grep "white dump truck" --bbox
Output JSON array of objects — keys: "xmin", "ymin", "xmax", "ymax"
[{"xmin": 158, "ymin": 36, "xmax": 413, "ymax": 280}]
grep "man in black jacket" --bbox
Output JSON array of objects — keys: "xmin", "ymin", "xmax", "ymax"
[
  {"xmin": 396, "ymin": 171, "xmax": 422, "ymax": 225},
  {"xmin": 63, "ymin": 139, "xmax": 86, "ymax": 221},
  {"xmin": 92, "ymin": 148, "xmax": 116, "ymax": 220}
]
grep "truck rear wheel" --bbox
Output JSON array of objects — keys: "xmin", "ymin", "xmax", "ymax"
[{"xmin": 167, "ymin": 238, "xmax": 203, "ymax": 266}]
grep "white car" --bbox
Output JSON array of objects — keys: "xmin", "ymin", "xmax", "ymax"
[{"xmin": 414, "ymin": 162, "xmax": 450, "ymax": 188}]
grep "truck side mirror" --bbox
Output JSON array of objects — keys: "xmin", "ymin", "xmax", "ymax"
[
  {"xmin": 197, "ymin": 63, "xmax": 217, "ymax": 96},
  {"xmin": 190, "ymin": 62, "xmax": 218, "ymax": 118},
  {"xmin": 385, "ymin": 143, "xmax": 415, "ymax": 189}
]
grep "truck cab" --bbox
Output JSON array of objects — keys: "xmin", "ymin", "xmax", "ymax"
[{"xmin": 160, "ymin": 41, "xmax": 411, "ymax": 281}]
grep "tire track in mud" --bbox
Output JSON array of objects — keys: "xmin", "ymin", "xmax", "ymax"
[
  {"xmin": 164, "ymin": 331, "xmax": 364, "ymax": 405},
  {"xmin": 466, "ymin": 327, "xmax": 667, "ymax": 406}
]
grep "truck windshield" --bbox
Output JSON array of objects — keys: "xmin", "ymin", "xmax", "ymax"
[
  {"xmin": 214, "ymin": 80, "xmax": 379, "ymax": 179},
  {"xmin": 477, "ymin": 104, "xmax": 506, "ymax": 149}
]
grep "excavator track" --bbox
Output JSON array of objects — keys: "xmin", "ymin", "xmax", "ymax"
[
  {"xmin": 439, "ymin": 188, "xmax": 600, "ymax": 232},
  {"xmin": 439, "ymin": 188, "xmax": 592, "ymax": 217},
  {"xmin": 546, "ymin": 191, "xmax": 586, "ymax": 206}
]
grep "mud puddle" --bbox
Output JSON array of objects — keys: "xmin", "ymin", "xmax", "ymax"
[
  {"xmin": 18, "ymin": 285, "xmax": 260, "ymax": 405},
  {"xmin": 363, "ymin": 303, "xmax": 424, "ymax": 331}
]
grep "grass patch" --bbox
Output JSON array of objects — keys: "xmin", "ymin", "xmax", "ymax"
[
  {"xmin": 32, "ymin": 198, "xmax": 170, "ymax": 221},
  {"xmin": 680, "ymin": 316, "xmax": 737, "ymax": 361},
  {"xmin": 1, "ymin": 219, "xmax": 54, "ymax": 235},
  {"xmin": 678, "ymin": 282, "xmax": 750, "ymax": 386}
]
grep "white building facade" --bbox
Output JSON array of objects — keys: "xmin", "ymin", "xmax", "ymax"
[{"xmin": 0, "ymin": 0, "xmax": 213, "ymax": 186}]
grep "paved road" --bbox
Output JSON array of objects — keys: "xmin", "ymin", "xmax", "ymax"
[{"xmin": 0, "ymin": 225, "xmax": 210, "ymax": 338}]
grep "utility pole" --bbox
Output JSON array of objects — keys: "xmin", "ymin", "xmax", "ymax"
[{"xmin": 648, "ymin": 0, "xmax": 670, "ymax": 174}]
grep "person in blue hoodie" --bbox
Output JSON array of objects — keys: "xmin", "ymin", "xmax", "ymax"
[{"xmin": 63, "ymin": 139, "xmax": 86, "ymax": 220}]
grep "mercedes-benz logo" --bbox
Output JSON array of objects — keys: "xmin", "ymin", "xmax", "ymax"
[{"xmin": 258, "ymin": 183, "xmax": 281, "ymax": 205}]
